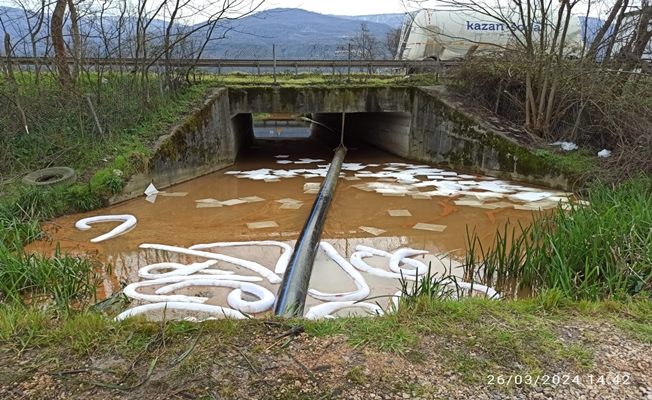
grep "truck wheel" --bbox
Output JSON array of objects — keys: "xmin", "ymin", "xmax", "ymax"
[{"xmin": 22, "ymin": 167, "xmax": 77, "ymax": 186}]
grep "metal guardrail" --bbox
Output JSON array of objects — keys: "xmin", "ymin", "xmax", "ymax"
[{"xmin": 0, "ymin": 56, "xmax": 455, "ymax": 71}]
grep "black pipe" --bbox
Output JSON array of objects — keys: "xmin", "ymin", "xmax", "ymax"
[{"xmin": 273, "ymin": 145, "xmax": 348, "ymax": 317}]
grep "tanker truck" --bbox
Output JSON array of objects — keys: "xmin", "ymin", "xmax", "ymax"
[{"xmin": 396, "ymin": 9, "xmax": 606, "ymax": 62}]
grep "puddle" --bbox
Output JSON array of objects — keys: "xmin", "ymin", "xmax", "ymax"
[{"xmin": 30, "ymin": 137, "xmax": 570, "ymax": 318}]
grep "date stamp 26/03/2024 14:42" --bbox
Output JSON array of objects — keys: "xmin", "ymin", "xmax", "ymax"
[{"xmin": 487, "ymin": 374, "xmax": 631, "ymax": 386}]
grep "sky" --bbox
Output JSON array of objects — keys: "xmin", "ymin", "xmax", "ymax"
[{"xmin": 261, "ymin": 0, "xmax": 412, "ymax": 16}]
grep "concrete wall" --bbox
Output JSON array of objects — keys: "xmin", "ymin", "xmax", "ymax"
[
  {"xmin": 408, "ymin": 87, "xmax": 568, "ymax": 188},
  {"xmin": 229, "ymin": 86, "xmax": 413, "ymax": 114},
  {"xmin": 111, "ymin": 85, "xmax": 570, "ymax": 205},
  {"xmin": 111, "ymin": 88, "xmax": 245, "ymax": 203}
]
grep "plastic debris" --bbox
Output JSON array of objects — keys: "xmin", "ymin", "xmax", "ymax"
[
  {"xmin": 509, "ymin": 192, "xmax": 553, "ymax": 202},
  {"xmin": 145, "ymin": 195, "xmax": 157, "ymax": 203},
  {"xmin": 196, "ymin": 203, "xmax": 223, "ymax": 208},
  {"xmin": 280, "ymin": 203, "xmax": 303, "ymax": 210},
  {"xmin": 274, "ymin": 155, "xmax": 289, "ymax": 158},
  {"xmin": 144, "ymin": 183, "xmax": 158, "ymax": 196},
  {"xmin": 597, "ymin": 149, "xmax": 611, "ymax": 158},
  {"xmin": 411, "ymin": 193, "xmax": 432, "ymax": 200},
  {"xmin": 388, "ymin": 209, "xmax": 412, "ymax": 217},
  {"xmin": 550, "ymin": 141, "xmax": 578, "ymax": 151},
  {"xmin": 276, "ymin": 198, "xmax": 302, "ymax": 204},
  {"xmin": 246, "ymin": 221, "xmax": 279, "ymax": 229},
  {"xmin": 359, "ymin": 226, "xmax": 386, "ymax": 236},
  {"xmin": 239, "ymin": 196, "xmax": 265, "ymax": 203},
  {"xmin": 221, "ymin": 199, "xmax": 247, "ymax": 206},
  {"xmin": 159, "ymin": 192, "xmax": 188, "ymax": 197},
  {"xmin": 413, "ymin": 223, "xmax": 447, "ymax": 232},
  {"xmin": 276, "ymin": 160, "xmax": 293, "ymax": 164}
]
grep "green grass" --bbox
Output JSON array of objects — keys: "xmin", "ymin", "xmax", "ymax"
[
  {"xmin": 534, "ymin": 149, "xmax": 598, "ymax": 175},
  {"xmin": 1, "ymin": 297, "xmax": 648, "ymax": 394},
  {"xmin": 0, "ymin": 241, "xmax": 101, "ymax": 312},
  {"xmin": 465, "ymin": 177, "xmax": 652, "ymax": 300}
]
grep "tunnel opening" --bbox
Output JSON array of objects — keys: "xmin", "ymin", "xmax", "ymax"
[{"xmin": 231, "ymin": 112, "xmax": 412, "ymax": 161}]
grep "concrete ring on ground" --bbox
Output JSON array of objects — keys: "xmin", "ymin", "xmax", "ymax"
[{"xmin": 22, "ymin": 167, "xmax": 76, "ymax": 186}]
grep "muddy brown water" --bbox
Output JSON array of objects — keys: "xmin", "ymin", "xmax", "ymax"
[{"xmin": 31, "ymin": 136, "xmax": 553, "ymax": 317}]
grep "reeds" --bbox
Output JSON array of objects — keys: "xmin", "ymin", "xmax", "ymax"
[
  {"xmin": 464, "ymin": 177, "xmax": 652, "ymax": 300},
  {"xmin": 0, "ymin": 240, "xmax": 101, "ymax": 311}
]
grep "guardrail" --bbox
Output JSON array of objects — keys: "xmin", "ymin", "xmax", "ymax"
[{"xmin": 0, "ymin": 57, "xmax": 456, "ymax": 73}]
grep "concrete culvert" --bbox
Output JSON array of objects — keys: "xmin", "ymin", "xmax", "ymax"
[{"xmin": 22, "ymin": 167, "xmax": 77, "ymax": 186}]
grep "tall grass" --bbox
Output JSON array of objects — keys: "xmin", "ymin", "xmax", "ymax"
[
  {"xmin": 0, "ymin": 235, "xmax": 101, "ymax": 312},
  {"xmin": 465, "ymin": 177, "xmax": 652, "ymax": 300},
  {"xmin": 0, "ymin": 187, "xmax": 103, "ymax": 311}
]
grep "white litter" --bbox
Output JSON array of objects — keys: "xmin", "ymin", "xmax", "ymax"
[
  {"xmin": 221, "ymin": 199, "xmax": 247, "ymax": 206},
  {"xmin": 240, "ymin": 196, "xmax": 265, "ymax": 203},
  {"xmin": 598, "ymin": 149, "xmax": 611, "ymax": 158},
  {"xmin": 411, "ymin": 193, "xmax": 432, "ymax": 200},
  {"xmin": 359, "ymin": 226, "xmax": 386, "ymax": 236},
  {"xmin": 280, "ymin": 203, "xmax": 303, "ymax": 210},
  {"xmin": 196, "ymin": 203, "xmax": 223, "ymax": 208},
  {"xmin": 145, "ymin": 195, "xmax": 157, "ymax": 203},
  {"xmin": 274, "ymin": 155, "xmax": 289, "ymax": 158},
  {"xmin": 413, "ymin": 223, "xmax": 447, "ymax": 232},
  {"xmin": 454, "ymin": 200, "xmax": 485, "ymax": 207},
  {"xmin": 246, "ymin": 221, "xmax": 279, "ymax": 229},
  {"xmin": 388, "ymin": 209, "xmax": 412, "ymax": 217},
  {"xmin": 224, "ymin": 171, "xmax": 241, "ymax": 175},
  {"xmin": 509, "ymin": 192, "xmax": 554, "ymax": 203},
  {"xmin": 144, "ymin": 183, "xmax": 158, "ymax": 196},
  {"xmin": 159, "ymin": 192, "xmax": 188, "ymax": 197},
  {"xmin": 276, "ymin": 160, "xmax": 293, "ymax": 165},
  {"xmin": 550, "ymin": 141, "xmax": 578, "ymax": 151}
]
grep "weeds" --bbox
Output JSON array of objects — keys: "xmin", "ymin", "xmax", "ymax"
[
  {"xmin": 465, "ymin": 177, "xmax": 652, "ymax": 300},
  {"xmin": 0, "ymin": 241, "xmax": 101, "ymax": 312}
]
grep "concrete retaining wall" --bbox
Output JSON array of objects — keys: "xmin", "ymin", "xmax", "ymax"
[
  {"xmin": 409, "ymin": 87, "xmax": 567, "ymax": 188},
  {"xmin": 111, "ymin": 88, "xmax": 242, "ymax": 204},
  {"xmin": 112, "ymin": 85, "xmax": 570, "ymax": 205}
]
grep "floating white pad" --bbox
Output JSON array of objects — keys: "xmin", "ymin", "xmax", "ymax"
[
  {"xmin": 509, "ymin": 192, "xmax": 554, "ymax": 202},
  {"xmin": 359, "ymin": 226, "xmax": 386, "ymax": 236},
  {"xmin": 413, "ymin": 223, "xmax": 447, "ymax": 232},
  {"xmin": 221, "ymin": 199, "xmax": 247, "ymax": 206},
  {"xmin": 196, "ymin": 203, "xmax": 222, "ymax": 208},
  {"xmin": 247, "ymin": 221, "xmax": 279, "ymax": 229},
  {"xmin": 388, "ymin": 209, "xmax": 412, "ymax": 217},
  {"xmin": 159, "ymin": 192, "xmax": 188, "ymax": 197},
  {"xmin": 240, "ymin": 196, "xmax": 265, "ymax": 203},
  {"xmin": 144, "ymin": 183, "xmax": 158, "ymax": 196},
  {"xmin": 412, "ymin": 193, "xmax": 432, "ymax": 200},
  {"xmin": 274, "ymin": 155, "xmax": 289, "ymax": 158},
  {"xmin": 195, "ymin": 198, "xmax": 220, "ymax": 203},
  {"xmin": 280, "ymin": 203, "xmax": 303, "ymax": 210}
]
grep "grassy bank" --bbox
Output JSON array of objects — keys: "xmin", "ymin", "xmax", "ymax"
[
  {"xmin": 0, "ymin": 298, "xmax": 650, "ymax": 399},
  {"xmin": 466, "ymin": 177, "xmax": 652, "ymax": 301}
]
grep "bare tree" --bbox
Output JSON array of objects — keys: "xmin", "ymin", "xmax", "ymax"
[
  {"xmin": 350, "ymin": 22, "xmax": 381, "ymax": 61},
  {"xmin": 51, "ymin": 0, "xmax": 73, "ymax": 89},
  {"xmin": 385, "ymin": 27, "xmax": 402, "ymax": 59}
]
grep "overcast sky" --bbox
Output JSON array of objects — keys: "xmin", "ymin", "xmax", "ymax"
[{"xmin": 262, "ymin": 0, "xmax": 412, "ymax": 16}]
